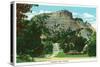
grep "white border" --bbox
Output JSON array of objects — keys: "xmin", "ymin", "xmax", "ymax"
[
  {"xmin": 14, "ymin": 1, "xmax": 97, "ymax": 8},
  {"xmin": 12, "ymin": 1, "xmax": 97, "ymax": 66}
]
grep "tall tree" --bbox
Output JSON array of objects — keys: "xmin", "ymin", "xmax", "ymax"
[
  {"xmin": 87, "ymin": 32, "xmax": 96, "ymax": 56},
  {"xmin": 16, "ymin": 4, "xmax": 32, "ymax": 35}
]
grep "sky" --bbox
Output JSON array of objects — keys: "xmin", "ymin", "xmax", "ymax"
[{"xmin": 26, "ymin": 4, "xmax": 96, "ymax": 28}]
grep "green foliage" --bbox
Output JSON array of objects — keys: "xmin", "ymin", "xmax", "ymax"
[
  {"xmin": 56, "ymin": 51, "xmax": 67, "ymax": 57},
  {"xmin": 56, "ymin": 52, "xmax": 88, "ymax": 57},
  {"xmin": 88, "ymin": 32, "xmax": 96, "ymax": 56},
  {"xmin": 31, "ymin": 13, "xmax": 50, "ymax": 28},
  {"xmin": 63, "ymin": 44, "xmax": 70, "ymax": 53},
  {"xmin": 17, "ymin": 55, "xmax": 34, "ymax": 63},
  {"xmin": 62, "ymin": 36, "xmax": 87, "ymax": 53},
  {"xmin": 74, "ymin": 17, "xmax": 83, "ymax": 22},
  {"xmin": 74, "ymin": 36, "xmax": 87, "ymax": 52},
  {"xmin": 17, "ymin": 20, "xmax": 42, "ymax": 55},
  {"xmin": 43, "ymin": 40, "xmax": 53, "ymax": 54},
  {"xmin": 17, "ymin": 13, "xmax": 50, "ymax": 58},
  {"xmin": 17, "ymin": 5, "xmax": 53, "ymax": 62},
  {"xmin": 59, "ymin": 28, "xmax": 87, "ymax": 53}
]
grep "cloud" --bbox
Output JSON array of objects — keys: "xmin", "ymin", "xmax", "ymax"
[
  {"xmin": 72, "ymin": 12, "xmax": 79, "ymax": 18},
  {"xmin": 72, "ymin": 12, "xmax": 78, "ymax": 16},
  {"xmin": 25, "ymin": 10, "xmax": 52, "ymax": 20},
  {"xmin": 24, "ymin": 11, "xmax": 37, "ymax": 20},
  {"xmin": 72, "ymin": 12, "xmax": 95, "ymax": 18},
  {"xmin": 39, "ymin": 10, "xmax": 52, "ymax": 14},
  {"xmin": 72, "ymin": 12, "xmax": 96, "ymax": 24},
  {"xmin": 83, "ymin": 13, "xmax": 95, "ymax": 18},
  {"xmin": 82, "ymin": 13, "xmax": 96, "ymax": 24}
]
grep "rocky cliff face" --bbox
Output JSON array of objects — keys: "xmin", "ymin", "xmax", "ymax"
[
  {"xmin": 30, "ymin": 10, "xmax": 96, "ymax": 54},
  {"xmin": 42, "ymin": 10, "xmax": 94, "ymax": 39},
  {"xmin": 32, "ymin": 10, "xmax": 95, "ymax": 40}
]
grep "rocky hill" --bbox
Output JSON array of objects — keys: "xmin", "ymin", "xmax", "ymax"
[
  {"xmin": 30, "ymin": 10, "xmax": 96, "ymax": 56},
  {"xmin": 31, "ymin": 10, "xmax": 95, "ymax": 40}
]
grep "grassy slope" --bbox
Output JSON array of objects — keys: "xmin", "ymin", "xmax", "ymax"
[{"xmin": 56, "ymin": 52, "xmax": 89, "ymax": 57}]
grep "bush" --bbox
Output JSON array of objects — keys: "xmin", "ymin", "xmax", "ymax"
[
  {"xmin": 87, "ymin": 32, "xmax": 96, "ymax": 56},
  {"xmin": 88, "ymin": 43, "xmax": 96, "ymax": 56},
  {"xmin": 17, "ymin": 55, "xmax": 34, "ymax": 63},
  {"xmin": 63, "ymin": 44, "xmax": 70, "ymax": 53},
  {"xmin": 43, "ymin": 40, "xmax": 53, "ymax": 54}
]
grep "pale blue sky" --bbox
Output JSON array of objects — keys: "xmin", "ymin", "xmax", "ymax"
[{"xmin": 31, "ymin": 5, "xmax": 96, "ymax": 16}]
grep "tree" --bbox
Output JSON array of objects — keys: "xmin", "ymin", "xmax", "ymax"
[
  {"xmin": 17, "ymin": 4, "xmax": 39, "ymax": 35},
  {"xmin": 29, "ymin": 13, "xmax": 50, "ymax": 56},
  {"xmin": 58, "ymin": 28, "xmax": 87, "ymax": 53},
  {"xmin": 17, "ymin": 4, "xmax": 32, "ymax": 22},
  {"xmin": 87, "ymin": 32, "xmax": 96, "ymax": 56},
  {"xmin": 16, "ymin": 4, "xmax": 41, "ymax": 62},
  {"xmin": 74, "ymin": 36, "xmax": 87, "ymax": 52},
  {"xmin": 17, "ymin": 4, "xmax": 32, "ymax": 35}
]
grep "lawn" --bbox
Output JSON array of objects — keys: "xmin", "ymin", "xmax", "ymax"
[
  {"xmin": 17, "ymin": 52, "xmax": 93, "ymax": 62},
  {"xmin": 56, "ymin": 52, "xmax": 89, "ymax": 57},
  {"xmin": 33, "ymin": 52, "xmax": 90, "ymax": 62}
]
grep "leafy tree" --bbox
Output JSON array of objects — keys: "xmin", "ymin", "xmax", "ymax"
[
  {"xmin": 16, "ymin": 4, "xmax": 42, "ymax": 62},
  {"xmin": 17, "ymin": 4, "xmax": 32, "ymax": 35},
  {"xmin": 43, "ymin": 40, "xmax": 53, "ymax": 54},
  {"xmin": 16, "ymin": 4, "xmax": 40, "ymax": 35},
  {"xmin": 59, "ymin": 28, "xmax": 87, "ymax": 53},
  {"xmin": 17, "ymin": 4, "xmax": 32, "ymax": 22},
  {"xmin": 87, "ymin": 32, "xmax": 96, "ymax": 56},
  {"xmin": 74, "ymin": 36, "xmax": 87, "ymax": 52},
  {"xmin": 29, "ymin": 13, "xmax": 50, "ymax": 56}
]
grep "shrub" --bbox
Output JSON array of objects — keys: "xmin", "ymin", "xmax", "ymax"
[
  {"xmin": 88, "ymin": 43, "xmax": 96, "ymax": 56},
  {"xmin": 87, "ymin": 32, "xmax": 96, "ymax": 56},
  {"xmin": 43, "ymin": 40, "xmax": 53, "ymax": 54},
  {"xmin": 17, "ymin": 55, "xmax": 34, "ymax": 63}
]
